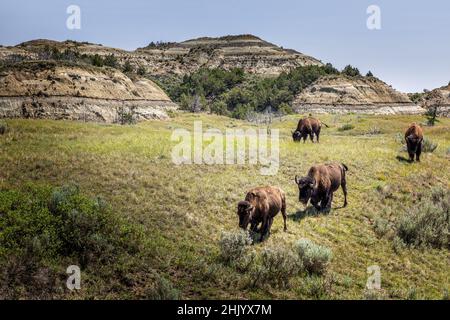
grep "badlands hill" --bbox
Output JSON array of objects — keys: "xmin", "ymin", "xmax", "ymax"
[
  {"xmin": 0, "ymin": 61, "xmax": 177, "ymax": 122},
  {"xmin": 0, "ymin": 36, "xmax": 323, "ymax": 76},
  {"xmin": 135, "ymin": 34, "xmax": 323, "ymax": 75},
  {"xmin": 423, "ymin": 84, "xmax": 450, "ymax": 116},
  {"xmin": 0, "ymin": 35, "xmax": 427, "ymax": 118},
  {"xmin": 293, "ymin": 75, "xmax": 423, "ymax": 115}
]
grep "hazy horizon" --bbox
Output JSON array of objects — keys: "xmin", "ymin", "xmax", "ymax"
[{"xmin": 1, "ymin": 0, "xmax": 449, "ymax": 93}]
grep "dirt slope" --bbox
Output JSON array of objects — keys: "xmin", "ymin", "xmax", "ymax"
[
  {"xmin": 0, "ymin": 61, "xmax": 177, "ymax": 122},
  {"xmin": 293, "ymin": 75, "xmax": 424, "ymax": 114}
]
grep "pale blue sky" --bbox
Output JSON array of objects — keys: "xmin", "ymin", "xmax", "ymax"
[{"xmin": 1, "ymin": 0, "xmax": 449, "ymax": 92}]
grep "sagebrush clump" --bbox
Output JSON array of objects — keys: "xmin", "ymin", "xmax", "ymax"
[
  {"xmin": 396, "ymin": 187, "xmax": 449, "ymax": 249},
  {"xmin": 0, "ymin": 184, "xmax": 144, "ymax": 298},
  {"xmin": 338, "ymin": 124, "xmax": 355, "ymax": 131},
  {"xmin": 421, "ymin": 137, "xmax": 438, "ymax": 153},
  {"xmin": 219, "ymin": 230, "xmax": 252, "ymax": 264},
  {"xmin": 367, "ymin": 126, "xmax": 382, "ymax": 135},
  {"xmin": 145, "ymin": 273, "xmax": 181, "ymax": 300},
  {"xmin": 249, "ymin": 246, "xmax": 301, "ymax": 288},
  {"xmin": 295, "ymin": 239, "xmax": 332, "ymax": 275}
]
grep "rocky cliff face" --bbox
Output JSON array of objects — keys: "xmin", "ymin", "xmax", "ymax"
[
  {"xmin": 135, "ymin": 35, "xmax": 323, "ymax": 75},
  {"xmin": 423, "ymin": 84, "xmax": 450, "ymax": 117},
  {"xmin": 293, "ymin": 75, "xmax": 423, "ymax": 115},
  {"xmin": 0, "ymin": 61, "xmax": 177, "ymax": 122},
  {"xmin": 0, "ymin": 35, "xmax": 323, "ymax": 77}
]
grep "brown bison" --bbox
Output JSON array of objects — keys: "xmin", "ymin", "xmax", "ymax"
[
  {"xmin": 237, "ymin": 186, "xmax": 287, "ymax": 240},
  {"xmin": 405, "ymin": 123, "xmax": 424, "ymax": 162},
  {"xmin": 292, "ymin": 117, "xmax": 328, "ymax": 143},
  {"xmin": 295, "ymin": 163, "xmax": 348, "ymax": 211}
]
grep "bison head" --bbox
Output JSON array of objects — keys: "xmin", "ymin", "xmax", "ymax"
[
  {"xmin": 292, "ymin": 130, "xmax": 302, "ymax": 142},
  {"xmin": 295, "ymin": 175, "xmax": 315, "ymax": 205},
  {"xmin": 237, "ymin": 200, "xmax": 254, "ymax": 230}
]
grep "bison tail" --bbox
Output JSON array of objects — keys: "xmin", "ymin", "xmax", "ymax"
[
  {"xmin": 322, "ymin": 122, "xmax": 329, "ymax": 128},
  {"xmin": 342, "ymin": 163, "xmax": 348, "ymax": 171}
]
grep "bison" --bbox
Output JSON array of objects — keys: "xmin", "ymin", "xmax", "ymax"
[
  {"xmin": 295, "ymin": 163, "xmax": 348, "ymax": 211},
  {"xmin": 405, "ymin": 123, "xmax": 424, "ymax": 162},
  {"xmin": 237, "ymin": 186, "xmax": 287, "ymax": 240},
  {"xmin": 292, "ymin": 117, "xmax": 328, "ymax": 143}
]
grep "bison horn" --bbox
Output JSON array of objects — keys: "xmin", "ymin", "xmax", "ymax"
[{"xmin": 295, "ymin": 175, "xmax": 300, "ymax": 184}]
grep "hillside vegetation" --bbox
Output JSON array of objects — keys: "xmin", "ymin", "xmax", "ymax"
[
  {"xmin": 154, "ymin": 64, "xmax": 341, "ymax": 118},
  {"xmin": 0, "ymin": 113, "xmax": 448, "ymax": 299}
]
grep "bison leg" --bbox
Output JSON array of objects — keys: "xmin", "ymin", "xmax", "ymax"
[
  {"xmin": 260, "ymin": 218, "xmax": 271, "ymax": 241},
  {"xmin": 316, "ymin": 128, "xmax": 321, "ymax": 143},
  {"xmin": 416, "ymin": 141, "xmax": 422, "ymax": 162},
  {"xmin": 310, "ymin": 197, "xmax": 321, "ymax": 211},
  {"xmin": 268, "ymin": 218, "xmax": 274, "ymax": 235},
  {"xmin": 310, "ymin": 133, "xmax": 314, "ymax": 143},
  {"xmin": 250, "ymin": 221, "xmax": 259, "ymax": 233},
  {"xmin": 325, "ymin": 192, "xmax": 333, "ymax": 211},
  {"xmin": 342, "ymin": 181, "xmax": 348, "ymax": 208},
  {"xmin": 319, "ymin": 193, "xmax": 331, "ymax": 212},
  {"xmin": 303, "ymin": 134, "xmax": 307, "ymax": 143},
  {"xmin": 281, "ymin": 203, "xmax": 287, "ymax": 232},
  {"xmin": 406, "ymin": 141, "xmax": 415, "ymax": 162}
]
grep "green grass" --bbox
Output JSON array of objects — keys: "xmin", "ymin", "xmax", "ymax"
[{"xmin": 0, "ymin": 113, "xmax": 449, "ymax": 299}]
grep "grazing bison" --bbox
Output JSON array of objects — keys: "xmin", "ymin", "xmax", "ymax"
[
  {"xmin": 295, "ymin": 163, "xmax": 348, "ymax": 211},
  {"xmin": 292, "ymin": 117, "xmax": 328, "ymax": 143},
  {"xmin": 405, "ymin": 123, "xmax": 424, "ymax": 162},
  {"xmin": 237, "ymin": 186, "xmax": 287, "ymax": 240}
]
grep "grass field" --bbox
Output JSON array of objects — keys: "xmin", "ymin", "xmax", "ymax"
[{"xmin": 0, "ymin": 113, "xmax": 449, "ymax": 299}]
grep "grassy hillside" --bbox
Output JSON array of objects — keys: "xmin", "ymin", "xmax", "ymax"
[{"xmin": 0, "ymin": 113, "xmax": 449, "ymax": 299}]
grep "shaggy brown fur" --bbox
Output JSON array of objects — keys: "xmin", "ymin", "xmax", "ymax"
[
  {"xmin": 405, "ymin": 123, "xmax": 424, "ymax": 162},
  {"xmin": 292, "ymin": 117, "xmax": 328, "ymax": 143},
  {"xmin": 295, "ymin": 163, "xmax": 348, "ymax": 211},
  {"xmin": 237, "ymin": 186, "xmax": 287, "ymax": 240}
]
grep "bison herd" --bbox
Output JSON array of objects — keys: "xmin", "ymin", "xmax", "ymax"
[{"xmin": 237, "ymin": 116, "xmax": 426, "ymax": 241}]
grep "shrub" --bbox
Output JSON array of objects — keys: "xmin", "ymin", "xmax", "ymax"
[
  {"xmin": 425, "ymin": 106, "xmax": 439, "ymax": 126},
  {"xmin": 295, "ymin": 239, "xmax": 332, "ymax": 274},
  {"xmin": 338, "ymin": 124, "xmax": 355, "ymax": 131},
  {"xmin": 145, "ymin": 273, "xmax": 180, "ymax": 300},
  {"xmin": 394, "ymin": 132, "xmax": 405, "ymax": 145},
  {"xmin": 0, "ymin": 184, "xmax": 142, "ymax": 298},
  {"xmin": 396, "ymin": 187, "xmax": 449, "ymax": 249},
  {"xmin": 137, "ymin": 65, "xmax": 146, "ymax": 76},
  {"xmin": 342, "ymin": 65, "xmax": 361, "ymax": 77},
  {"xmin": 90, "ymin": 54, "xmax": 104, "ymax": 67},
  {"xmin": 117, "ymin": 106, "xmax": 136, "ymax": 125},
  {"xmin": 422, "ymin": 138, "xmax": 438, "ymax": 153},
  {"xmin": 373, "ymin": 217, "xmax": 393, "ymax": 238},
  {"xmin": 367, "ymin": 126, "xmax": 382, "ymax": 135},
  {"xmin": 103, "ymin": 54, "xmax": 118, "ymax": 68},
  {"xmin": 123, "ymin": 61, "xmax": 134, "ymax": 73},
  {"xmin": 249, "ymin": 247, "xmax": 301, "ymax": 288},
  {"xmin": 219, "ymin": 230, "xmax": 252, "ymax": 264},
  {"xmin": 0, "ymin": 121, "xmax": 7, "ymax": 135},
  {"xmin": 301, "ymin": 275, "xmax": 331, "ymax": 299}
]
